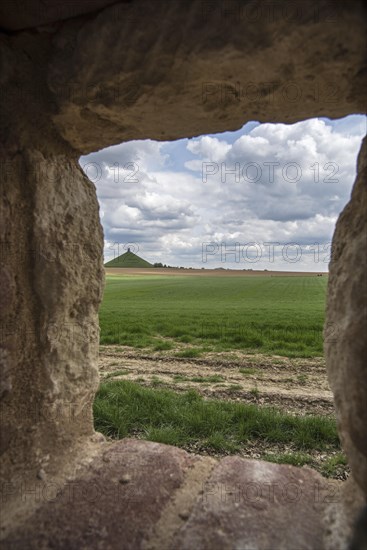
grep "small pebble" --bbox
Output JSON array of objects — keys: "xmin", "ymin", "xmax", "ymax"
[
  {"xmin": 37, "ymin": 468, "xmax": 46, "ymax": 481},
  {"xmin": 119, "ymin": 474, "xmax": 131, "ymax": 484}
]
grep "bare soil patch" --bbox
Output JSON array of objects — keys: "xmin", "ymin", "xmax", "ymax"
[{"xmin": 99, "ymin": 346, "xmax": 333, "ymax": 416}]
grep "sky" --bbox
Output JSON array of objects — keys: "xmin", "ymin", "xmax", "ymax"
[{"xmin": 80, "ymin": 115, "xmax": 366, "ymax": 272}]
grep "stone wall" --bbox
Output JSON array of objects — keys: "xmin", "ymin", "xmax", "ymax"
[
  {"xmin": 325, "ymin": 136, "xmax": 367, "ymax": 495},
  {"xmin": 0, "ymin": 0, "xmax": 366, "ymax": 547},
  {"xmin": 0, "ymin": 30, "xmax": 105, "ymax": 530}
]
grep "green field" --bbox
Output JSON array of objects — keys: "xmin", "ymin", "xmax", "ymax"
[
  {"xmin": 94, "ymin": 379, "xmax": 344, "ymax": 477},
  {"xmin": 96, "ymin": 273, "xmax": 346, "ymax": 477},
  {"xmin": 99, "ymin": 274, "xmax": 328, "ymax": 357},
  {"xmin": 95, "ymin": 380, "xmax": 337, "ymax": 450}
]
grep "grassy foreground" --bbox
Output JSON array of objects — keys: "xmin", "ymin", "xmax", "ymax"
[
  {"xmin": 99, "ymin": 275, "xmax": 327, "ymax": 357},
  {"xmin": 94, "ymin": 380, "xmax": 344, "ymax": 476}
]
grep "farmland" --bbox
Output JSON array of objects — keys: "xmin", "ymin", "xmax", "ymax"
[
  {"xmin": 96, "ymin": 270, "xmax": 347, "ymax": 479},
  {"xmin": 99, "ymin": 271, "xmax": 328, "ymax": 358}
]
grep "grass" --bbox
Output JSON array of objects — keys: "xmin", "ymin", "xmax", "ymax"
[
  {"xmin": 173, "ymin": 374, "xmax": 225, "ymax": 383},
  {"xmin": 153, "ymin": 340, "xmax": 174, "ymax": 351},
  {"xmin": 104, "ymin": 370, "xmax": 129, "ymax": 379},
  {"xmin": 297, "ymin": 374, "xmax": 308, "ymax": 385},
  {"xmin": 239, "ymin": 368, "xmax": 259, "ymax": 375},
  {"xmin": 172, "ymin": 374, "xmax": 189, "ymax": 382},
  {"xmin": 151, "ymin": 376, "xmax": 166, "ymax": 387},
  {"xmin": 99, "ymin": 274, "xmax": 327, "ymax": 358},
  {"xmin": 249, "ymin": 386, "xmax": 260, "ymax": 398},
  {"xmin": 264, "ymin": 452, "xmax": 314, "ymax": 468},
  {"xmin": 94, "ymin": 380, "xmax": 339, "ymax": 452},
  {"xmin": 191, "ymin": 375, "xmax": 225, "ymax": 383},
  {"xmin": 320, "ymin": 452, "xmax": 347, "ymax": 476},
  {"xmin": 264, "ymin": 451, "xmax": 347, "ymax": 478},
  {"xmin": 105, "ymin": 250, "xmax": 153, "ymax": 268}
]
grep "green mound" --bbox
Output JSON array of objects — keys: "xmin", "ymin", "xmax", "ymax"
[{"xmin": 105, "ymin": 250, "xmax": 153, "ymax": 268}]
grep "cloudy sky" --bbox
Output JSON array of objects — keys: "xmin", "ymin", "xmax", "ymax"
[{"xmin": 80, "ymin": 115, "xmax": 366, "ymax": 271}]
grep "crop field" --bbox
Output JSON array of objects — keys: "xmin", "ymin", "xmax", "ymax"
[
  {"xmin": 99, "ymin": 273, "xmax": 328, "ymax": 358},
  {"xmin": 96, "ymin": 271, "xmax": 347, "ymax": 479}
]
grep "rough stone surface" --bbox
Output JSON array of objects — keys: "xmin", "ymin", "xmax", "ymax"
[
  {"xmin": 0, "ymin": 146, "xmax": 104, "ymax": 533},
  {"xmin": 1, "ymin": 439, "xmax": 211, "ymax": 548},
  {"xmin": 0, "ymin": 31, "xmax": 104, "ymax": 524},
  {"xmin": 323, "ymin": 477, "xmax": 366, "ymax": 550},
  {"xmin": 325, "ymin": 137, "xmax": 367, "ymax": 496},
  {"xmin": 0, "ymin": 0, "xmax": 117, "ymax": 31},
  {"xmin": 1, "ymin": 440, "xmax": 362, "ymax": 550},
  {"xmin": 174, "ymin": 455, "xmax": 334, "ymax": 550},
  {"xmin": 46, "ymin": 0, "xmax": 367, "ymax": 154},
  {"xmin": 0, "ymin": 0, "xmax": 367, "ymax": 547}
]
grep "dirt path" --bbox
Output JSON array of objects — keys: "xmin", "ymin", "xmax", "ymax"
[
  {"xmin": 98, "ymin": 346, "xmax": 348, "ymax": 480},
  {"xmin": 99, "ymin": 346, "xmax": 334, "ymax": 416}
]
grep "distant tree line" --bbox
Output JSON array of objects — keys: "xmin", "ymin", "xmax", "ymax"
[{"xmin": 153, "ymin": 263, "xmax": 187, "ymax": 269}]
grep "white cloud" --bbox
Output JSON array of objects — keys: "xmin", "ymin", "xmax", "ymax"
[
  {"xmin": 187, "ymin": 136, "xmax": 231, "ymax": 161},
  {"xmin": 80, "ymin": 116, "xmax": 365, "ymax": 271}
]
